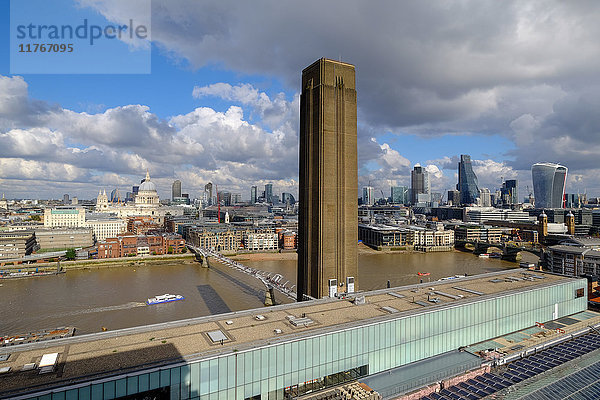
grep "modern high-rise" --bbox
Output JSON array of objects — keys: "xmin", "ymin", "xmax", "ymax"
[
  {"xmin": 479, "ymin": 188, "xmax": 492, "ymax": 207},
  {"xmin": 250, "ymin": 186, "xmax": 257, "ymax": 204},
  {"xmin": 362, "ymin": 186, "xmax": 374, "ymax": 205},
  {"xmin": 172, "ymin": 180, "xmax": 182, "ymax": 200},
  {"xmin": 298, "ymin": 58, "xmax": 358, "ymax": 300},
  {"xmin": 532, "ymin": 162, "xmax": 568, "ymax": 209},
  {"xmin": 457, "ymin": 154, "xmax": 479, "ymax": 205},
  {"xmin": 448, "ymin": 189, "xmax": 461, "ymax": 206},
  {"xmin": 265, "ymin": 183, "xmax": 273, "ymax": 203},
  {"xmin": 391, "ymin": 186, "xmax": 409, "ymax": 204},
  {"xmin": 282, "ymin": 192, "xmax": 296, "ymax": 205},
  {"xmin": 204, "ymin": 182, "xmax": 213, "ymax": 206},
  {"xmin": 410, "ymin": 165, "xmax": 430, "ymax": 204},
  {"xmin": 110, "ymin": 188, "xmax": 119, "ymax": 203},
  {"xmin": 501, "ymin": 179, "xmax": 518, "ymax": 205}
]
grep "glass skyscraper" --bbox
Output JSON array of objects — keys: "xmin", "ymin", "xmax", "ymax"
[
  {"xmin": 391, "ymin": 186, "xmax": 409, "ymax": 204},
  {"xmin": 410, "ymin": 166, "xmax": 430, "ymax": 204},
  {"xmin": 532, "ymin": 162, "xmax": 568, "ymax": 209},
  {"xmin": 457, "ymin": 154, "xmax": 479, "ymax": 205}
]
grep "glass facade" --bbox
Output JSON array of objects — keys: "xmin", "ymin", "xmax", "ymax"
[
  {"xmin": 17, "ymin": 280, "xmax": 586, "ymax": 400},
  {"xmin": 532, "ymin": 163, "xmax": 568, "ymax": 209},
  {"xmin": 457, "ymin": 155, "xmax": 479, "ymax": 205}
]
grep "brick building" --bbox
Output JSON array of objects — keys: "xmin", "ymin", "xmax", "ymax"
[{"xmin": 97, "ymin": 233, "xmax": 185, "ymax": 259}]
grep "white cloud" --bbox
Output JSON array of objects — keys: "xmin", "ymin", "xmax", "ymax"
[{"xmin": 0, "ymin": 76, "xmax": 299, "ymax": 199}]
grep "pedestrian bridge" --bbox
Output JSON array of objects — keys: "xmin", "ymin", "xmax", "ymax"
[{"xmin": 187, "ymin": 245, "xmax": 303, "ymax": 303}]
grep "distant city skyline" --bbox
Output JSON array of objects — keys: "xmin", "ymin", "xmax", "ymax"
[{"xmin": 1, "ymin": 1, "xmax": 600, "ymax": 200}]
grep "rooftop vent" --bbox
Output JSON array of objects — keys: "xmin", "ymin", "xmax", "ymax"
[
  {"xmin": 0, "ymin": 367, "xmax": 11, "ymax": 374},
  {"xmin": 38, "ymin": 353, "xmax": 59, "ymax": 374},
  {"xmin": 0, "ymin": 354, "xmax": 9, "ymax": 362},
  {"xmin": 273, "ymin": 329, "xmax": 282, "ymax": 334},
  {"xmin": 432, "ymin": 290, "xmax": 463, "ymax": 300},
  {"xmin": 415, "ymin": 301, "xmax": 430, "ymax": 307},
  {"xmin": 388, "ymin": 292, "xmax": 405, "ymax": 299},
  {"xmin": 490, "ymin": 279, "xmax": 504, "ymax": 283},
  {"xmin": 354, "ymin": 296, "xmax": 366, "ymax": 305},
  {"xmin": 21, "ymin": 363, "xmax": 36, "ymax": 371},
  {"xmin": 286, "ymin": 315, "xmax": 314, "ymax": 327},
  {"xmin": 207, "ymin": 330, "xmax": 229, "ymax": 343},
  {"xmin": 225, "ymin": 320, "xmax": 233, "ymax": 325},
  {"xmin": 453, "ymin": 287, "xmax": 484, "ymax": 296},
  {"xmin": 381, "ymin": 306, "xmax": 399, "ymax": 314},
  {"xmin": 255, "ymin": 315, "xmax": 266, "ymax": 321}
]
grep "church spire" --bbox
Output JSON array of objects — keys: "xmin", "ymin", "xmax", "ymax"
[{"xmin": 145, "ymin": 169, "xmax": 151, "ymax": 182}]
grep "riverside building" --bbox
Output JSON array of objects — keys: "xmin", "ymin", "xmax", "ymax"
[{"xmin": 0, "ymin": 271, "xmax": 588, "ymax": 400}]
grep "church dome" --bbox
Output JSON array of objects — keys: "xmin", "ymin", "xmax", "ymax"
[
  {"xmin": 139, "ymin": 171, "xmax": 157, "ymax": 192},
  {"xmin": 139, "ymin": 180, "xmax": 157, "ymax": 192}
]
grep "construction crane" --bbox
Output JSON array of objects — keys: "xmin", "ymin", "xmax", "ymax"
[{"xmin": 110, "ymin": 188, "xmax": 122, "ymax": 205}]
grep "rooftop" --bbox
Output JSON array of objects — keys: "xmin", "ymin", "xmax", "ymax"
[{"xmin": 0, "ymin": 270, "xmax": 581, "ymax": 397}]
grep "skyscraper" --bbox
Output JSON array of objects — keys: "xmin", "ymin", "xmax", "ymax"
[
  {"xmin": 250, "ymin": 186, "xmax": 257, "ymax": 204},
  {"xmin": 447, "ymin": 190, "xmax": 461, "ymax": 206},
  {"xmin": 501, "ymin": 179, "xmax": 518, "ymax": 205},
  {"xmin": 457, "ymin": 154, "xmax": 479, "ymax": 205},
  {"xmin": 532, "ymin": 162, "xmax": 568, "ymax": 209},
  {"xmin": 479, "ymin": 188, "xmax": 491, "ymax": 207},
  {"xmin": 298, "ymin": 58, "xmax": 358, "ymax": 300},
  {"xmin": 172, "ymin": 180, "xmax": 182, "ymax": 201},
  {"xmin": 204, "ymin": 182, "xmax": 213, "ymax": 206},
  {"xmin": 265, "ymin": 183, "xmax": 273, "ymax": 203},
  {"xmin": 410, "ymin": 166, "xmax": 430, "ymax": 204},
  {"xmin": 282, "ymin": 192, "xmax": 296, "ymax": 205},
  {"xmin": 362, "ymin": 186, "xmax": 374, "ymax": 205},
  {"xmin": 391, "ymin": 186, "xmax": 409, "ymax": 204}
]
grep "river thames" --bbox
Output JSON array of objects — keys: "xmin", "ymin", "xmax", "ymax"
[{"xmin": 0, "ymin": 251, "xmax": 530, "ymax": 335}]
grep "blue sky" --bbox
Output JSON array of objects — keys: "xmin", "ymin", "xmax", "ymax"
[{"xmin": 1, "ymin": 0, "xmax": 599, "ymax": 200}]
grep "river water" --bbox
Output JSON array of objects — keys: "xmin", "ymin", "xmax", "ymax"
[{"xmin": 0, "ymin": 251, "xmax": 527, "ymax": 336}]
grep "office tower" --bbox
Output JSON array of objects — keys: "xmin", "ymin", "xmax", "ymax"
[
  {"xmin": 132, "ymin": 185, "xmax": 139, "ymax": 196},
  {"xmin": 204, "ymin": 182, "xmax": 213, "ymax": 206},
  {"xmin": 231, "ymin": 193, "xmax": 242, "ymax": 204},
  {"xmin": 251, "ymin": 186, "xmax": 258, "ymax": 204},
  {"xmin": 362, "ymin": 186, "xmax": 374, "ymax": 205},
  {"xmin": 265, "ymin": 183, "xmax": 273, "ymax": 203},
  {"xmin": 172, "ymin": 180, "xmax": 182, "ymax": 201},
  {"xmin": 501, "ymin": 179, "xmax": 518, "ymax": 205},
  {"xmin": 457, "ymin": 154, "xmax": 479, "ymax": 205},
  {"xmin": 411, "ymin": 166, "xmax": 430, "ymax": 204},
  {"xmin": 448, "ymin": 190, "xmax": 460, "ymax": 206},
  {"xmin": 532, "ymin": 162, "xmax": 568, "ymax": 208},
  {"xmin": 71, "ymin": 197, "xmax": 78, "ymax": 205},
  {"xmin": 282, "ymin": 192, "xmax": 296, "ymax": 205},
  {"xmin": 479, "ymin": 188, "xmax": 492, "ymax": 207},
  {"xmin": 390, "ymin": 186, "xmax": 408, "ymax": 205},
  {"xmin": 63, "ymin": 194, "xmax": 70, "ymax": 204},
  {"xmin": 110, "ymin": 188, "xmax": 119, "ymax": 203},
  {"xmin": 298, "ymin": 58, "xmax": 358, "ymax": 300},
  {"xmin": 218, "ymin": 191, "xmax": 232, "ymax": 206}
]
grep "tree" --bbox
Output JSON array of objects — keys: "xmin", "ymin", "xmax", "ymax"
[
  {"xmin": 29, "ymin": 215, "xmax": 41, "ymax": 221},
  {"xmin": 181, "ymin": 247, "xmax": 187, "ymax": 253},
  {"xmin": 167, "ymin": 246, "xmax": 174, "ymax": 254},
  {"xmin": 65, "ymin": 248, "xmax": 76, "ymax": 260}
]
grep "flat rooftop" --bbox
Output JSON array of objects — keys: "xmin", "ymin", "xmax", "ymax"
[{"xmin": 0, "ymin": 270, "xmax": 581, "ymax": 397}]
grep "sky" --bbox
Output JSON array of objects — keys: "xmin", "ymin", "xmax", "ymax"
[{"xmin": 1, "ymin": 0, "xmax": 600, "ymax": 201}]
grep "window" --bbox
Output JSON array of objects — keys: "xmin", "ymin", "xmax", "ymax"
[{"xmin": 576, "ymin": 288, "xmax": 585, "ymax": 298}]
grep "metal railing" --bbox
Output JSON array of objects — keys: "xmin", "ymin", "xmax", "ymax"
[{"xmin": 188, "ymin": 245, "xmax": 297, "ymax": 301}]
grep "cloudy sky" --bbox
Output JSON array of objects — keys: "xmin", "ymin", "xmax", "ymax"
[{"xmin": 1, "ymin": 0, "xmax": 600, "ymax": 201}]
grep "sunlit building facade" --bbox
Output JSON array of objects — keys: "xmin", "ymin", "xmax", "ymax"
[{"xmin": 532, "ymin": 162, "xmax": 568, "ymax": 209}]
